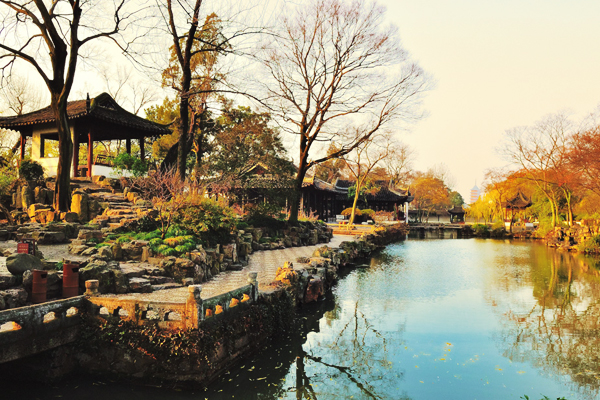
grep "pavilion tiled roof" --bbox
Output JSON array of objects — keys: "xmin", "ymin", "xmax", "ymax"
[
  {"xmin": 332, "ymin": 178, "xmax": 412, "ymax": 202},
  {"xmin": 302, "ymin": 177, "xmax": 340, "ymax": 192},
  {"xmin": 448, "ymin": 205, "xmax": 466, "ymax": 214},
  {"xmin": 503, "ymin": 192, "xmax": 532, "ymax": 210},
  {"xmin": 0, "ymin": 93, "xmax": 170, "ymax": 135}
]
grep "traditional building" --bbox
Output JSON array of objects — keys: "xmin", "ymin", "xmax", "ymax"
[
  {"xmin": 502, "ymin": 192, "xmax": 532, "ymax": 232},
  {"xmin": 448, "ymin": 205, "xmax": 466, "ymax": 224},
  {"xmin": 300, "ymin": 177, "xmax": 413, "ymax": 222},
  {"xmin": 0, "ymin": 93, "xmax": 170, "ymax": 178}
]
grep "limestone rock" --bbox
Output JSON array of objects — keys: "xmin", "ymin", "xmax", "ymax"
[
  {"xmin": 0, "ymin": 288, "xmax": 28, "ymax": 309},
  {"xmin": 31, "ymin": 230, "xmax": 66, "ymax": 244},
  {"xmin": 111, "ymin": 243, "xmax": 123, "ymax": 260},
  {"xmin": 77, "ymin": 229, "xmax": 103, "ymax": 241},
  {"xmin": 304, "ymin": 277, "xmax": 324, "ymax": 303},
  {"xmin": 21, "ymin": 185, "xmax": 34, "ymax": 210},
  {"xmin": 129, "ymin": 277, "xmax": 152, "ymax": 293},
  {"xmin": 81, "ymin": 247, "xmax": 97, "ymax": 256},
  {"xmin": 275, "ymin": 262, "xmax": 298, "ymax": 286},
  {"xmin": 69, "ymin": 244, "xmax": 89, "ymax": 255},
  {"xmin": 0, "ymin": 271, "xmax": 18, "ymax": 290},
  {"xmin": 71, "ymin": 192, "xmax": 89, "ymax": 223},
  {"xmin": 61, "ymin": 212, "xmax": 79, "ymax": 223},
  {"xmin": 96, "ymin": 246, "xmax": 113, "ymax": 260},
  {"xmin": 6, "ymin": 253, "xmax": 42, "ymax": 276},
  {"xmin": 79, "ymin": 261, "xmax": 128, "ymax": 294},
  {"xmin": 28, "ymin": 203, "xmax": 52, "ymax": 218}
]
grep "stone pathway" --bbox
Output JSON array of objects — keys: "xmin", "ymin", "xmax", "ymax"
[{"xmin": 113, "ymin": 235, "xmax": 347, "ymax": 303}]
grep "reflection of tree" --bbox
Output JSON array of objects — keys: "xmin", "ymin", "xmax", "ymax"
[
  {"xmin": 292, "ymin": 301, "xmax": 409, "ymax": 400},
  {"xmin": 492, "ymin": 245, "xmax": 600, "ymax": 399}
]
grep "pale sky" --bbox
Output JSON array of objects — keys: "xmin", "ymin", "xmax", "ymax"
[
  {"xmin": 378, "ymin": 0, "xmax": 600, "ymax": 201},
  {"xmin": 6, "ymin": 0, "xmax": 600, "ymax": 203}
]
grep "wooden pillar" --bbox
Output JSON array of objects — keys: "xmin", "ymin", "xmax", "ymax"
[
  {"xmin": 126, "ymin": 138, "xmax": 131, "ymax": 155},
  {"xmin": 139, "ymin": 137, "xmax": 145, "ymax": 161},
  {"xmin": 19, "ymin": 132, "xmax": 25, "ymax": 162},
  {"xmin": 87, "ymin": 132, "xmax": 93, "ymax": 178},
  {"xmin": 72, "ymin": 132, "xmax": 79, "ymax": 178}
]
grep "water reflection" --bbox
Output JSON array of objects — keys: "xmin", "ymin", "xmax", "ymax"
[
  {"xmin": 294, "ymin": 300, "xmax": 409, "ymax": 400},
  {"xmin": 489, "ymin": 244, "xmax": 600, "ymax": 399},
  {"xmin": 4, "ymin": 239, "xmax": 600, "ymax": 400}
]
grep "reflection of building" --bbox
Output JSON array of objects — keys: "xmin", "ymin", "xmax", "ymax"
[
  {"xmin": 470, "ymin": 184, "xmax": 480, "ymax": 204},
  {"xmin": 0, "ymin": 93, "xmax": 170, "ymax": 178}
]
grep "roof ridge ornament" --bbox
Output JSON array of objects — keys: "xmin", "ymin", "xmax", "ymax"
[{"xmin": 86, "ymin": 93, "xmax": 90, "ymax": 113}]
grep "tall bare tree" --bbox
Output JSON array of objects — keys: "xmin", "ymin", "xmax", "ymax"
[
  {"xmin": 504, "ymin": 113, "xmax": 574, "ymax": 227},
  {"xmin": 259, "ymin": 0, "xmax": 429, "ymax": 222},
  {"xmin": 342, "ymin": 131, "xmax": 393, "ymax": 226},
  {"xmin": 0, "ymin": 0, "xmax": 148, "ymax": 212},
  {"xmin": 157, "ymin": 0, "xmax": 263, "ymax": 181}
]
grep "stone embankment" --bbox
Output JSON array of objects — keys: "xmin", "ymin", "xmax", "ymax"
[
  {"xmin": 0, "ymin": 222, "xmax": 408, "ymax": 384},
  {"xmin": 544, "ymin": 221, "xmax": 600, "ymax": 252}
]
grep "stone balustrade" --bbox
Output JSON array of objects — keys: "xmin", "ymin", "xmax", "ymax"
[
  {"xmin": 0, "ymin": 296, "xmax": 85, "ymax": 364},
  {"xmin": 86, "ymin": 273, "xmax": 259, "ymax": 330}
]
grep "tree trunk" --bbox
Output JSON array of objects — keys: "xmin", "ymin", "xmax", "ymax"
[
  {"xmin": 177, "ymin": 95, "xmax": 189, "ymax": 181},
  {"xmin": 348, "ymin": 182, "xmax": 361, "ymax": 226},
  {"xmin": 52, "ymin": 94, "xmax": 73, "ymax": 212},
  {"xmin": 289, "ymin": 153, "xmax": 309, "ymax": 223}
]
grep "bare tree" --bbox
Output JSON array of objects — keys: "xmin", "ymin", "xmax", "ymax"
[
  {"xmin": 0, "ymin": 1, "xmax": 150, "ymax": 212},
  {"xmin": 384, "ymin": 142, "xmax": 413, "ymax": 187},
  {"xmin": 504, "ymin": 113, "xmax": 574, "ymax": 226},
  {"xmin": 156, "ymin": 0, "xmax": 263, "ymax": 181},
  {"xmin": 99, "ymin": 65, "xmax": 158, "ymax": 115},
  {"xmin": 0, "ymin": 74, "xmax": 44, "ymax": 116},
  {"xmin": 259, "ymin": 0, "xmax": 429, "ymax": 222},
  {"xmin": 342, "ymin": 132, "xmax": 393, "ymax": 226}
]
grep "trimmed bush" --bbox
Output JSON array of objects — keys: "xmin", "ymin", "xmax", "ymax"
[{"xmin": 19, "ymin": 159, "xmax": 44, "ymax": 181}]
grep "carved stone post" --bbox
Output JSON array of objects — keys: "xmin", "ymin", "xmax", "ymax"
[
  {"xmin": 84, "ymin": 280, "xmax": 99, "ymax": 296},
  {"xmin": 247, "ymin": 272, "xmax": 258, "ymax": 301},
  {"xmin": 186, "ymin": 285, "xmax": 203, "ymax": 328}
]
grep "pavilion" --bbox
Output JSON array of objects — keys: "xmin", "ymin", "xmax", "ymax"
[
  {"xmin": 448, "ymin": 205, "xmax": 466, "ymax": 224},
  {"xmin": 0, "ymin": 93, "xmax": 170, "ymax": 178},
  {"xmin": 502, "ymin": 192, "xmax": 532, "ymax": 232}
]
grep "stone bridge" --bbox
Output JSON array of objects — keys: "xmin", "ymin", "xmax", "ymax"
[{"xmin": 0, "ymin": 273, "xmax": 259, "ymax": 364}]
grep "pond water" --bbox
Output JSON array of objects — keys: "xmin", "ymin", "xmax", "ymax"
[{"xmin": 4, "ymin": 237, "xmax": 600, "ymax": 399}]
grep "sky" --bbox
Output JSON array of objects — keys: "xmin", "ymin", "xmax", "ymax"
[
  {"xmin": 4, "ymin": 0, "xmax": 600, "ymax": 203},
  {"xmin": 377, "ymin": 0, "xmax": 600, "ymax": 201}
]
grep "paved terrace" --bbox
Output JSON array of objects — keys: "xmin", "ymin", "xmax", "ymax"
[{"xmin": 99, "ymin": 234, "xmax": 347, "ymax": 303}]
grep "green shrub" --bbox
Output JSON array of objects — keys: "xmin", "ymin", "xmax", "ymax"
[
  {"xmin": 116, "ymin": 236, "xmax": 131, "ymax": 244},
  {"xmin": 149, "ymin": 238, "xmax": 164, "ymax": 249},
  {"xmin": 361, "ymin": 209, "xmax": 375, "ymax": 218},
  {"xmin": 135, "ymin": 230, "xmax": 162, "ymax": 241},
  {"xmin": 0, "ymin": 167, "xmax": 17, "ymax": 196},
  {"xmin": 236, "ymin": 221, "xmax": 249, "ymax": 230},
  {"xmin": 136, "ymin": 215, "xmax": 158, "ymax": 233},
  {"xmin": 19, "ymin": 159, "xmax": 44, "ymax": 181},
  {"xmin": 157, "ymin": 244, "xmax": 171, "ymax": 254},
  {"xmin": 110, "ymin": 153, "xmax": 148, "ymax": 177},
  {"xmin": 173, "ymin": 198, "xmax": 237, "ymax": 245},
  {"xmin": 472, "ymin": 223, "xmax": 489, "ymax": 236},
  {"xmin": 162, "ymin": 247, "xmax": 178, "ymax": 257},
  {"xmin": 341, "ymin": 207, "xmax": 362, "ymax": 216},
  {"xmin": 577, "ymin": 235, "xmax": 600, "ymax": 254},
  {"xmin": 535, "ymin": 221, "xmax": 554, "ymax": 238}
]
